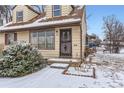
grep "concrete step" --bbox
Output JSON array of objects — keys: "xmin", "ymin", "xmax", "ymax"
[
  {"xmin": 48, "ymin": 58, "xmax": 81, "ymax": 64},
  {"xmin": 50, "ymin": 63, "xmax": 69, "ymax": 69}
]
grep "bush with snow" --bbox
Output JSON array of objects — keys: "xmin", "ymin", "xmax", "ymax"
[{"xmin": 0, "ymin": 41, "xmax": 46, "ymax": 77}]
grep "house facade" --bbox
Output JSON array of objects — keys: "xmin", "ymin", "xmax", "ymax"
[{"xmin": 0, "ymin": 5, "xmax": 87, "ymax": 59}]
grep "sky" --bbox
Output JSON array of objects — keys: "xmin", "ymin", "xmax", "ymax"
[{"xmin": 86, "ymin": 5, "xmax": 124, "ymax": 40}]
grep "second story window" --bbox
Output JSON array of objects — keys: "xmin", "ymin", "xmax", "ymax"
[
  {"xmin": 16, "ymin": 11, "xmax": 23, "ymax": 22},
  {"xmin": 53, "ymin": 5, "xmax": 61, "ymax": 17}
]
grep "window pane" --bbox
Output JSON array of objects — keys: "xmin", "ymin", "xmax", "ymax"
[
  {"xmin": 7, "ymin": 33, "xmax": 14, "ymax": 45},
  {"xmin": 53, "ymin": 5, "xmax": 61, "ymax": 16},
  {"xmin": 54, "ymin": 10, "xmax": 61, "ymax": 16},
  {"xmin": 46, "ymin": 31, "xmax": 55, "ymax": 49},
  {"xmin": 16, "ymin": 11, "xmax": 23, "ymax": 22},
  {"xmin": 31, "ymin": 32, "xmax": 38, "ymax": 48},
  {"xmin": 53, "ymin": 5, "xmax": 60, "ymax": 10},
  {"xmin": 38, "ymin": 32, "xmax": 45, "ymax": 49}
]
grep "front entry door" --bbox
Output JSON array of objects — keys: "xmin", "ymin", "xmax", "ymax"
[{"xmin": 60, "ymin": 29, "xmax": 72, "ymax": 57}]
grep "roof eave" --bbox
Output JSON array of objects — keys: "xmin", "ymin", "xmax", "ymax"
[{"xmin": 0, "ymin": 21, "xmax": 81, "ymax": 32}]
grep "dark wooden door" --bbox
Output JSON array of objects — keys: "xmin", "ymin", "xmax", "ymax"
[{"xmin": 60, "ymin": 29, "xmax": 72, "ymax": 57}]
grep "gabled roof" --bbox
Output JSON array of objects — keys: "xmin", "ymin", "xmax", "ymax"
[
  {"xmin": 0, "ymin": 5, "xmax": 84, "ymax": 32},
  {"xmin": 12, "ymin": 5, "xmax": 40, "ymax": 15}
]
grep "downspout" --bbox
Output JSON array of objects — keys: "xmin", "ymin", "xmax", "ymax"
[
  {"xmin": 80, "ymin": 23, "xmax": 83, "ymax": 62},
  {"xmin": 80, "ymin": 5, "xmax": 86, "ymax": 63}
]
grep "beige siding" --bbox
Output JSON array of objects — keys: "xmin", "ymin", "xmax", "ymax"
[
  {"xmin": 12, "ymin": 6, "xmax": 38, "ymax": 23},
  {"xmin": 1, "ymin": 26, "xmax": 82, "ymax": 59},
  {"xmin": 38, "ymin": 26, "xmax": 81, "ymax": 58},
  {"xmin": 17, "ymin": 31, "xmax": 29, "ymax": 43},
  {"xmin": 61, "ymin": 5, "xmax": 72, "ymax": 16},
  {"xmin": 71, "ymin": 26, "xmax": 81, "ymax": 58},
  {"xmin": 39, "ymin": 29, "xmax": 60, "ymax": 58},
  {"xmin": 45, "ymin": 5, "xmax": 73, "ymax": 18},
  {"xmin": 45, "ymin": 6, "xmax": 53, "ymax": 18},
  {"xmin": 0, "ymin": 33, "xmax": 5, "ymax": 45}
]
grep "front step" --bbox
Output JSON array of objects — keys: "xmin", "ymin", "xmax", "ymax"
[
  {"xmin": 48, "ymin": 58, "xmax": 81, "ymax": 64},
  {"xmin": 50, "ymin": 63, "xmax": 69, "ymax": 69}
]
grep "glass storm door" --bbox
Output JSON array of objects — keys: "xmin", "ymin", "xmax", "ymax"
[{"xmin": 60, "ymin": 29, "xmax": 72, "ymax": 57}]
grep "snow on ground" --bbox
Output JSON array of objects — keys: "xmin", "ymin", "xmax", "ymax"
[
  {"xmin": 120, "ymin": 48, "xmax": 124, "ymax": 53},
  {"xmin": 0, "ymin": 62, "xmax": 124, "ymax": 88},
  {"xmin": 0, "ymin": 47, "xmax": 124, "ymax": 88}
]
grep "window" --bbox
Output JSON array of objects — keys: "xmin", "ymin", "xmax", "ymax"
[
  {"xmin": 5, "ymin": 33, "xmax": 17, "ymax": 45},
  {"xmin": 38, "ymin": 32, "xmax": 45, "ymax": 49},
  {"xmin": 0, "ymin": 19, "xmax": 3, "ymax": 26},
  {"xmin": 31, "ymin": 30, "xmax": 55, "ymax": 50},
  {"xmin": 53, "ymin": 5, "xmax": 61, "ymax": 16},
  {"xmin": 31, "ymin": 32, "xmax": 38, "ymax": 48},
  {"xmin": 16, "ymin": 11, "xmax": 23, "ymax": 22}
]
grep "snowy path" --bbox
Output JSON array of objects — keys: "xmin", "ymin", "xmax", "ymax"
[{"xmin": 0, "ymin": 64, "xmax": 123, "ymax": 88}]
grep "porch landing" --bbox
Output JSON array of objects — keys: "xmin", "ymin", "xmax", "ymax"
[{"xmin": 47, "ymin": 58, "xmax": 82, "ymax": 66}]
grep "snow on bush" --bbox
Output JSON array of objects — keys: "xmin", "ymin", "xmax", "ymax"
[{"xmin": 0, "ymin": 41, "xmax": 46, "ymax": 77}]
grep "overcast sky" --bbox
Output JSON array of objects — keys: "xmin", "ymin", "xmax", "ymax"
[{"xmin": 86, "ymin": 5, "xmax": 124, "ymax": 40}]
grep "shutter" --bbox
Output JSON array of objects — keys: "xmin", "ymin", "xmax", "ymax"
[
  {"xmin": 14, "ymin": 33, "xmax": 17, "ymax": 41},
  {"xmin": 5, "ymin": 33, "xmax": 8, "ymax": 45}
]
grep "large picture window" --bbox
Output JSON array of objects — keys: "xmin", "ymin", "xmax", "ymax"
[
  {"xmin": 31, "ymin": 30, "xmax": 55, "ymax": 50},
  {"xmin": 53, "ymin": 5, "xmax": 61, "ymax": 17}
]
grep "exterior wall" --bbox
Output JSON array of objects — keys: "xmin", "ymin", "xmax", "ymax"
[
  {"xmin": 39, "ymin": 29, "xmax": 60, "ymax": 58},
  {"xmin": 61, "ymin": 5, "xmax": 73, "ymax": 16},
  {"xmin": 71, "ymin": 26, "xmax": 81, "ymax": 58},
  {"xmin": 0, "ymin": 33, "xmax": 5, "ymax": 46},
  {"xmin": 0, "ymin": 31, "xmax": 30, "ymax": 49},
  {"xmin": 12, "ymin": 6, "xmax": 38, "ymax": 23},
  {"xmin": 45, "ymin": 5, "xmax": 73, "ymax": 18},
  {"xmin": 17, "ymin": 31, "xmax": 29, "ymax": 43},
  {"xmin": 39, "ymin": 26, "xmax": 81, "ymax": 59},
  {"xmin": 1, "ymin": 25, "xmax": 82, "ymax": 59}
]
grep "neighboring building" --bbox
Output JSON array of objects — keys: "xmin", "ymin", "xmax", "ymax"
[
  {"xmin": 86, "ymin": 34, "xmax": 96, "ymax": 47},
  {"xmin": 86, "ymin": 34, "xmax": 101, "ymax": 48},
  {"xmin": 0, "ymin": 5, "xmax": 87, "ymax": 60}
]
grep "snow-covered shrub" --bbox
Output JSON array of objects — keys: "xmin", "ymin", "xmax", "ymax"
[{"xmin": 0, "ymin": 41, "xmax": 46, "ymax": 77}]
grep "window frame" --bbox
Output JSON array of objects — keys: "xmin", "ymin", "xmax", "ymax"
[
  {"xmin": 30, "ymin": 30, "xmax": 55, "ymax": 50},
  {"xmin": 5, "ymin": 33, "xmax": 17, "ymax": 45},
  {"xmin": 52, "ymin": 5, "xmax": 61, "ymax": 17},
  {"xmin": 16, "ymin": 11, "xmax": 23, "ymax": 22}
]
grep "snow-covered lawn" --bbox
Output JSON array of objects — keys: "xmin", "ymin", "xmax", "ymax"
[
  {"xmin": 0, "ymin": 47, "xmax": 124, "ymax": 88},
  {"xmin": 0, "ymin": 62, "xmax": 124, "ymax": 88}
]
